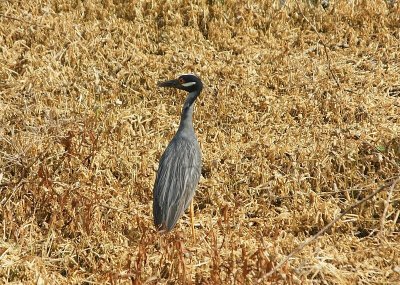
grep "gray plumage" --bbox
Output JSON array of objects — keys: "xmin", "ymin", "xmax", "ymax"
[{"xmin": 153, "ymin": 74, "xmax": 203, "ymax": 232}]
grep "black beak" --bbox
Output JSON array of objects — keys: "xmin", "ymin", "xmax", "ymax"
[{"xmin": 157, "ymin": 79, "xmax": 180, "ymax": 88}]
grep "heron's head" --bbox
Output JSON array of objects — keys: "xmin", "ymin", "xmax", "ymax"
[{"xmin": 158, "ymin": 74, "xmax": 203, "ymax": 93}]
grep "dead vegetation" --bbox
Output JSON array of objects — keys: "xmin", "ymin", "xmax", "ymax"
[{"xmin": 1, "ymin": 0, "xmax": 399, "ymax": 284}]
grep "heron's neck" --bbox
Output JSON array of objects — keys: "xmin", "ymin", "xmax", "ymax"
[{"xmin": 178, "ymin": 90, "xmax": 200, "ymax": 133}]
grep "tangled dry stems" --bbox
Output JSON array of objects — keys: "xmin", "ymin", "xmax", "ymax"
[{"xmin": 1, "ymin": 0, "xmax": 399, "ymax": 284}]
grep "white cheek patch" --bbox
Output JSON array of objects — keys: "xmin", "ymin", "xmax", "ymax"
[{"xmin": 181, "ymin": 81, "xmax": 196, "ymax": 87}]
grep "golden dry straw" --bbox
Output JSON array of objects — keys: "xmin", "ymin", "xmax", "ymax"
[{"xmin": 1, "ymin": 0, "xmax": 400, "ymax": 284}]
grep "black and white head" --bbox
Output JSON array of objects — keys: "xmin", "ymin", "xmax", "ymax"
[{"xmin": 158, "ymin": 74, "xmax": 203, "ymax": 93}]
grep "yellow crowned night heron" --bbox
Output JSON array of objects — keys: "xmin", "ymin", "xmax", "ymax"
[{"xmin": 153, "ymin": 74, "xmax": 203, "ymax": 237}]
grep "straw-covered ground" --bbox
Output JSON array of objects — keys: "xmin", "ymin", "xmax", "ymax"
[{"xmin": 1, "ymin": 0, "xmax": 399, "ymax": 284}]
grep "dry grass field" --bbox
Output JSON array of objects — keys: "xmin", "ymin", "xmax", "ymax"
[{"xmin": 1, "ymin": 0, "xmax": 400, "ymax": 284}]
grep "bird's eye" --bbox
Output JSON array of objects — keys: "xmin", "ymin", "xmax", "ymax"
[{"xmin": 179, "ymin": 78, "xmax": 185, "ymax": 84}]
